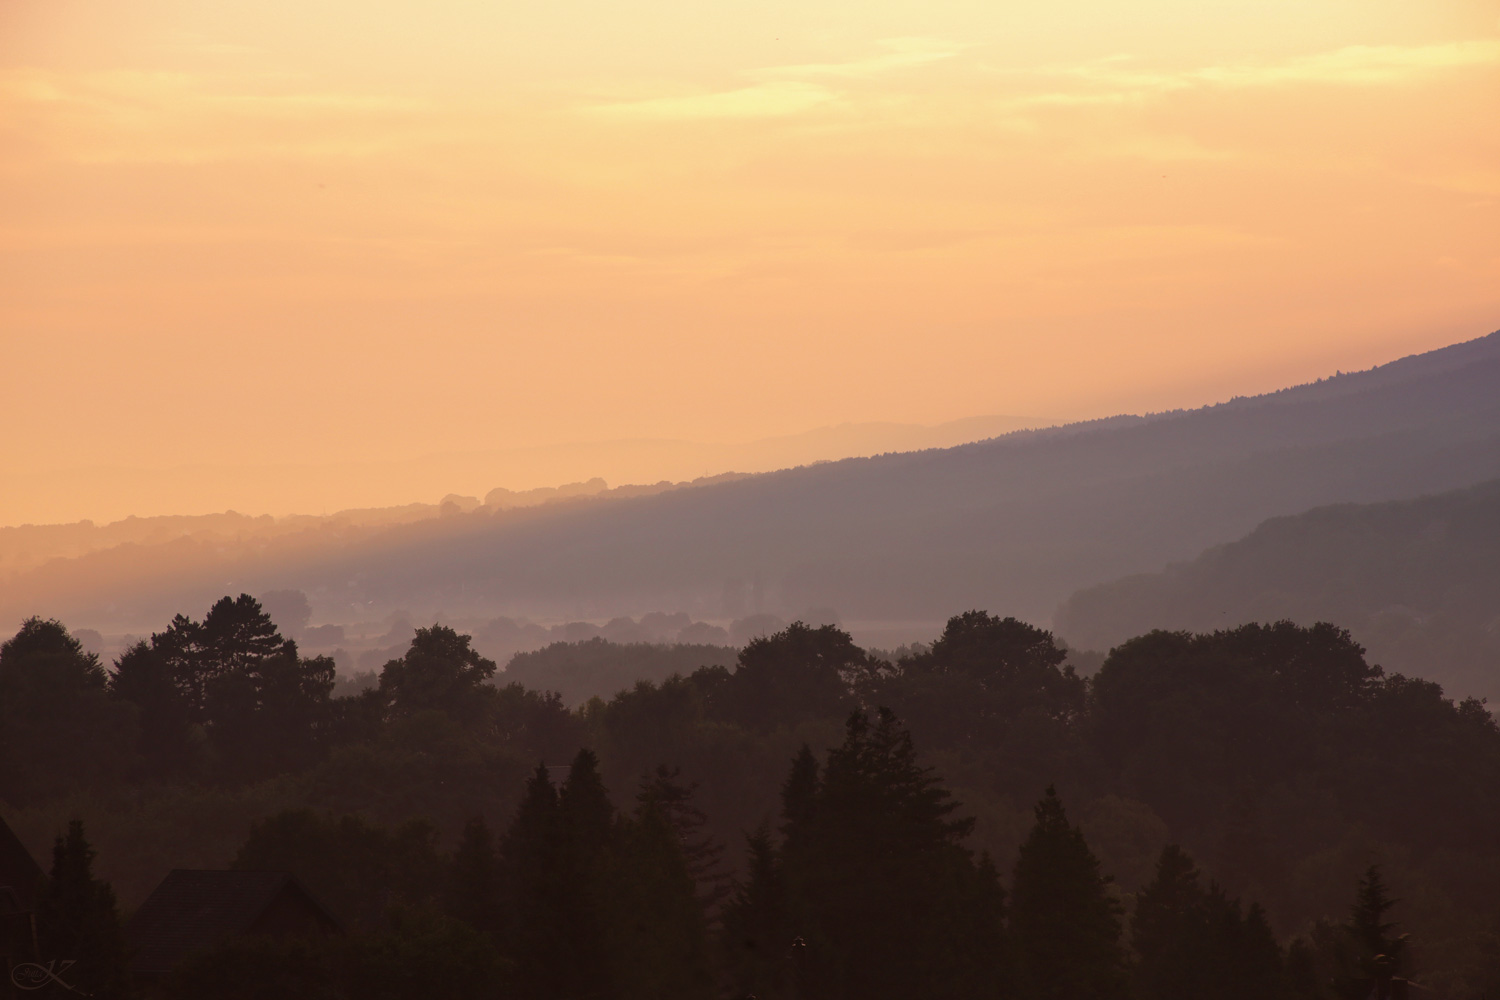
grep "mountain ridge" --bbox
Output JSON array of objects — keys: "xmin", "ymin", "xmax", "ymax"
[
  {"xmin": 1055, "ymin": 477, "xmax": 1500, "ymax": 701},
  {"xmin": 4, "ymin": 330, "xmax": 1497, "ymax": 636}
]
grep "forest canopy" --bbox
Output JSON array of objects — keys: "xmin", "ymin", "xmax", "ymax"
[{"xmin": 1, "ymin": 600, "xmax": 1497, "ymax": 998}]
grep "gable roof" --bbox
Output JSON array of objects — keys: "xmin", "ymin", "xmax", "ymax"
[
  {"xmin": 0, "ymin": 887, "xmax": 28, "ymax": 919},
  {"xmin": 0, "ymin": 814, "xmax": 43, "ymax": 910},
  {"xmin": 128, "ymin": 870, "xmax": 341, "ymax": 976}
]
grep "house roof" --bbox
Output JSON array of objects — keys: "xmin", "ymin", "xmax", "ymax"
[
  {"xmin": 0, "ymin": 886, "xmax": 27, "ymax": 919},
  {"xmin": 0, "ymin": 814, "xmax": 43, "ymax": 910},
  {"xmin": 128, "ymin": 870, "xmax": 341, "ymax": 976}
]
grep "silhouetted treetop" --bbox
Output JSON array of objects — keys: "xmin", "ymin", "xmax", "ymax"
[
  {"xmin": 378, "ymin": 624, "xmax": 497, "ymax": 720},
  {"xmin": 725, "ymin": 621, "xmax": 876, "ymax": 729}
]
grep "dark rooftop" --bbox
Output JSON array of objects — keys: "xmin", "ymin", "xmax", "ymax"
[
  {"xmin": 0, "ymin": 814, "xmax": 43, "ymax": 911},
  {"xmin": 128, "ymin": 870, "xmax": 341, "ymax": 977}
]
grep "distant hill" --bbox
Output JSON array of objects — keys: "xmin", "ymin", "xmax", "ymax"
[
  {"xmin": 2, "ymin": 414, "xmax": 1042, "ymax": 527},
  {"xmin": 501, "ymin": 638, "xmax": 739, "ymax": 707},
  {"xmin": 4, "ymin": 330, "xmax": 1498, "ymax": 636},
  {"xmin": 1055, "ymin": 480, "xmax": 1500, "ymax": 701}
]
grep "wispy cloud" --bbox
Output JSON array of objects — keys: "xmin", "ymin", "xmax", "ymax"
[
  {"xmin": 754, "ymin": 37, "xmax": 964, "ymax": 80},
  {"xmin": 0, "ymin": 68, "xmax": 424, "ymax": 118},
  {"xmin": 0, "ymin": 68, "xmax": 430, "ymax": 165},
  {"xmin": 1192, "ymin": 38, "xmax": 1500, "ymax": 87},
  {"xmin": 590, "ymin": 80, "xmax": 837, "ymax": 120},
  {"xmin": 1056, "ymin": 38, "xmax": 1500, "ymax": 96},
  {"xmin": 588, "ymin": 37, "xmax": 962, "ymax": 121}
]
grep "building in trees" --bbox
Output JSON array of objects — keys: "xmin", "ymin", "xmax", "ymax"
[
  {"xmin": 0, "ymin": 814, "xmax": 43, "ymax": 985},
  {"xmin": 128, "ymin": 870, "xmax": 341, "ymax": 986}
]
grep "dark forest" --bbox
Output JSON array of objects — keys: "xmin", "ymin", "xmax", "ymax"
[{"xmin": 2, "ymin": 597, "xmax": 1497, "ymax": 998}]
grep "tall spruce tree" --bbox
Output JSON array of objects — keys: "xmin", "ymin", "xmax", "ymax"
[
  {"xmin": 605, "ymin": 791, "xmax": 713, "ymax": 1000},
  {"xmin": 1011, "ymin": 787, "xmax": 1125, "ymax": 1000},
  {"xmin": 498, "ymin": 765, "xmax": 564, "ymax": 998},
  {"xmin": 1335, "ymin": 866, "xmax": 1410, "ymax": 999},
  {"xmin": 447, "ymin": 816, "xmax": 502, "ymax": 941},
  {"xmin": 780, "ymin": 745, "xmax": 820, "ymax": 843},
  {"xmin": 37, "ymin": 821, "xmax": 128, "ymax": 999},
  {"xmin": 1129, "ymin": 843, "xmax": 1288, "ymax": 1000},
  {"xmin": 721, "ymin": 825, "xmax": 789, "ymax": 999},
  {"xmin": 1131, "ymin": 844, "xmax": 1205, "ymax": 1000},
  {"xmin": 637, "ymin": 765, "xmax": 732, "ymax": 913},
  {"xmin": 555, "ymin": 750, "xmax": 616, "ymax": 1000},
  {"xmin": 779, "ymin": 709, "xmax": 1007, "ymax": 1000}
]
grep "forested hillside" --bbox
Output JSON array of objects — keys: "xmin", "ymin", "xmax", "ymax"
[
  {"xmin": 1056, "ymin": 479, "xmax": 1500, "ymax": 702},
  {"xmin": 3, "ymin": 597, "xmax": 1498, "ymax": 997}
]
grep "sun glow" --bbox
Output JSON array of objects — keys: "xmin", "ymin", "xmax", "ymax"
[{"xmin": 1, "ymin": 0, "xmax": 1496, "ymax": 523}]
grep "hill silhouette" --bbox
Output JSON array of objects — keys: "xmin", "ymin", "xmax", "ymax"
[
  {"xmin": 1056, "ymin": 478, "xmax": 1500, "ymax": 701},
  {"xmin": 3, "ymin": 330, "xmax": 1498, "ymax": 634}
]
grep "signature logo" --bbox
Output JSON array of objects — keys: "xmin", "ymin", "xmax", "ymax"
[{"xmin": 11, "ymin": 960, "xmax": 91, "ymax": 995}]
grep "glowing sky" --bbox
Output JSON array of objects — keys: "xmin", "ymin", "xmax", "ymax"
[{"xmin": 2, "ymin": 0, "xmax": 1497, "ymax": 522}]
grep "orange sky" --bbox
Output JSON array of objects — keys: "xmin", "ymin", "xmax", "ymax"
[{"xmin": 2, "ymin": 0, "xmax": 1497, "ymax": 524}]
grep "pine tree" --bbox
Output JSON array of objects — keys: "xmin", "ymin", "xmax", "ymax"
[
  {"xmin": 1131, "ymin": 845, "xmax": 1205, "ymax": 1000},
  {"xmin": 560, "ymin": 749, "xmax": 614, "ymax": 855},
  {"xmin": 1234, "ymin": 902, "xmax": 1285, "ymax": 1000},
  {"xmin": 1128, "ymin": 844, "xmax": 1285, "ymax": 1000},
  {"xmin": 721, "ymin": 825, "xmax": 788, "ymax": 999},
  {"xmin": 1335, "ymin": 865, "xmax": 1410, "ymax": 999},
  {"xmin": 201, "ymin": 594, "xmax": 286, "ymax": 675},
  {"xmin": 554, "ymin": 750, "xmax": 616, "ymax": 1000},
  {"xmin": 780, "ymin": 709, "xmax": 1006, "ymax": 1000},
  {"xmin": 779, "ymin": 744, "xmax": 820, "ymax": 844},
  {"xmin": 1011, "ymin": 787, "xmax": 1125, "ymax": 1000},
  {"xmin": 605, "ymin": 792, "xmax": 713, "ymax": 1000},
  {"xmin": 447, "ymin": 817, "xmax": 502, "ymax": 941},
  {"xmin": 1348, "ymin": 866, "xmax": 1405, "ymax": 972},
  {"xmin": 498, "ymin": 765, "xmax": 563, "ymax": 998},
  {"xmin": 637, "ymin": 765, "xmax": 732, "ymax": 913},
  {"xmin": 37, "ymin": 821, "xmax": 128, "ymax": 999}
]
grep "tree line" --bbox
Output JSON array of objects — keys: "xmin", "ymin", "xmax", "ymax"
[
  {"xmin": 2, "ymin": 599, "xmax": 1498, "ymax": 996},
  {"xmin": 27, "ymin": 718, "xmax": 1419, "ymax": 1000}
]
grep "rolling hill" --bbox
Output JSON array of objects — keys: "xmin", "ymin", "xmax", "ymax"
[
  {"xmin": 4, "ymin": 330, "xmax": 1499, "ymax": 641},
  {"xmin": 1055, "ymin": 479, "xmax": 1500, "ymax": 701}
]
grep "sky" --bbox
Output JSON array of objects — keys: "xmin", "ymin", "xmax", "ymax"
[{"xmin": 1, "ymin": 0, "xmax": 1497, "ymax": 524}]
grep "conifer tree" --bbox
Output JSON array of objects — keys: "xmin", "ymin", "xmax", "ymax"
[
  {"xmin": 780, "ymin": 709, "xmax": 1006, "ymax": 1000},
  {"xmin": 554, "ymin": 750, "xmax": 616, "ymax": 1000},
  {"xmin": 1348, "ymin": 866, "xmax": 1405, "ymax": 972},
  {"xmin": 1129, "ymin": 844, "xmax": 1286, "ymax": 1000},
  {"xmin": 1335, "ymin": 865, "xmax": 1410, "ymax": 999},
  {"xmin": 497, "ymin": 765, "xmax": 564, "ymax": 998},
  {"xmin": 1131, "ymin": 844, "xmax": 1205, "ymax": 1000},
  {"xmin": 447, "ymin": 816, "xmax": 502, "ymax": 941},
  {"xmin": 605, "ymin": 792, "xmax": 713, "ymax": 1000},
  {"xmin": 721, "ymin": 825, "xmax": 788, "ymax": 999},
  {"xmin": 637, "ymin": 765, "xmax": 732, "ymax": 913},
  {"xmin": 1234, "ymin": 901, "xmax": 1286, "ymax": 999},
  {"xmin": 1011, "ymin": 787, "xmax": 1125, "ymax": 1000},
  {"xmin": 780, "ymin": 744, "xmax": 820, "ymax": 847},
  {"xmin": 37, "ymin": 821, "xmax": 128, "ymax": 999},
  {"xmin": 560, "ymin": 748, "xmax": 614, "ymax": 855}
]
